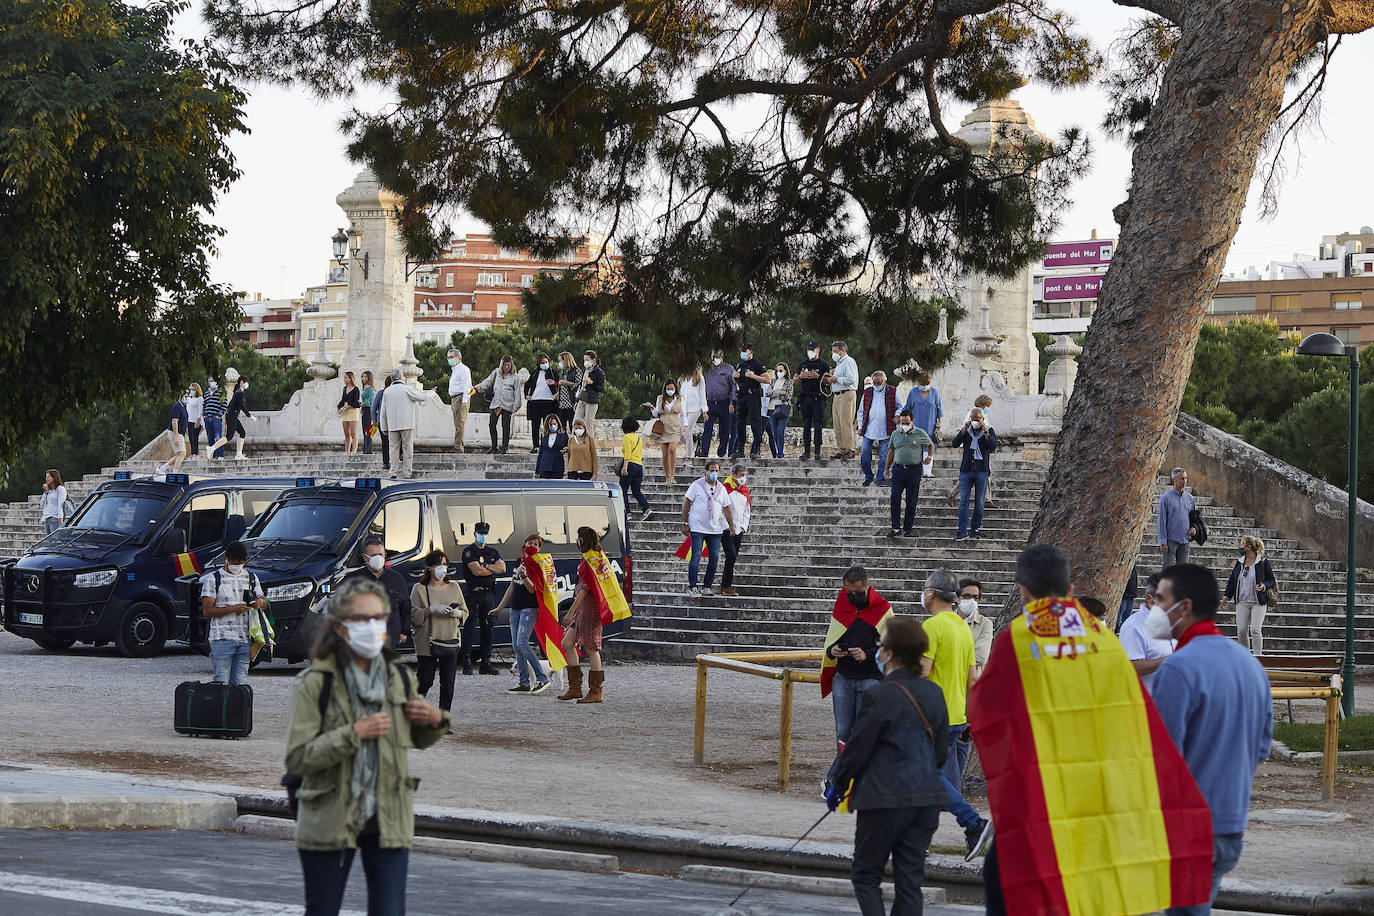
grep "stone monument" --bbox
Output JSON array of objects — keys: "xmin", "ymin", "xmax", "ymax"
[{"xmin": 337, "ymin": 168, "xmax": 415, "ymax": 379}]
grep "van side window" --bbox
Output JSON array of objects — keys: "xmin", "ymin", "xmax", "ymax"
[
  {"xmin": 568, "ymin": 504, "xmax": 620, "ymax": 554},
  {"xmin": 175, "ymin": 493, "xmax": 229, "ymax": 551},
  {"xmin": 369, "ymin": 498, "xmax": 422, "ymax": 558},
  {"xmin": 535, "ymin": 504, "xmax": 569, "ymax": 544},
  {"xmin": 240, "ymin": 490, "xmax": 280, "ymax": 528},
  {"xmin": 435, "ymin": 496, "xmax": 515, "ymax": 558}
]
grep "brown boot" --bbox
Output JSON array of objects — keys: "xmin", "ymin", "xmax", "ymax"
[
  {"xmin": 578, "ymin": 670, "xmax": 604, "ymax": 704},
  {"xmin": 557, "ymin": 665, "xmax": 583, "ymax": 701}
]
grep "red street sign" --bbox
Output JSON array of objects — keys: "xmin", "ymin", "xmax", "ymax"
[
  {"xmin": 1042, "ymin": 274, "xmax": 1103, "ymax": 302},
  {"xmin": 1043, "ymin": 240, "xmax": 1115, "ymax": 270}
]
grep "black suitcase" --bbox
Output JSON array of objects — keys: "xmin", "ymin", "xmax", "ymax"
[{"xmin": 174, "ymin": 681, "xmax": 253, "ymax": 738}]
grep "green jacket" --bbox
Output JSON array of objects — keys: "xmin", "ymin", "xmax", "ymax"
[{"xmin": 284, "ymin": 652, "xmax": 449, "ymax": 850}]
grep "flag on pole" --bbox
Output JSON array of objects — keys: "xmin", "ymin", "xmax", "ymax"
[
  {"xmin": 580, "ymin": 548, "xmax": 631, "ymax": 625},
  {"xmin": 819, "ymin": 587, "xmax": 893, "ymax": 699},
  {"xmin": 173, "ymin": 551, "xmax": 201, "ymax": 577},
  {"xmin": 521, "ymin": 551, "xmax": 567, "ymax": 671},
  {"xmin": 968, "ymin": 597, "xmax": 1214, "ymax": 915}
]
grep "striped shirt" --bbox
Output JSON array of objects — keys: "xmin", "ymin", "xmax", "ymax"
[{"xmin": 203, "ymin": 389, "xmax": 227, "ymax": 420}]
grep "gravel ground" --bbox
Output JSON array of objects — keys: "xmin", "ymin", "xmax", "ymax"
[{"xmin": 0, "ymin": 632, "xmax": 1370, "ymax": 891}]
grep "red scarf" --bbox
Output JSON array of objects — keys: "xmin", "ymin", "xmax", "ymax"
[{"xmin": 1175, "ymin": 618, "xmax": 1224, "ymax": 651}]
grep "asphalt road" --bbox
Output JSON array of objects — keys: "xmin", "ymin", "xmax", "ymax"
[{"xmin": 0, "ymin": 829, "xmax": 982, "ymax": 916}]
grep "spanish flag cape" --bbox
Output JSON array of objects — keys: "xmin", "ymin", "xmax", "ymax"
[
  {"xmin": 579, "ymin": 548, "xmax": 631, "ymax": 625},
  {"xmin": 968, "ymin": 597, "xmax": 1213, "ymax": 915},
  {"xmin": 519, "ymin": 550, "xmax": 567, "ymax": 671},
  {"xmin": 819, "ymin": 587, "xmax": 893, "ymax": 699},
  {"xmin": 724, "ymin": 474, "xmax": 750, "ymax": 505}
]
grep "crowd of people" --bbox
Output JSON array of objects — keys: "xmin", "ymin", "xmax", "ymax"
[{"xmin": 154, "ymin": 374, "xmax": 253, "ymax": 472}]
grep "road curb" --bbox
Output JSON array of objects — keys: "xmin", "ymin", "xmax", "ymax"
[
  {"xmin": 235, "ymin": 814, "xmax": 619, "ymax": 874},
  {"xmin": 0, "ymin": 795, "xmax": 237, "ymax": 831},
  {"xmin": 677, "ymin": 864, "xmax": 947, "ymax": 905}
]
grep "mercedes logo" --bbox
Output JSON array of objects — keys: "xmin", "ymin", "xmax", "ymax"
[{"xmin": 25, "ymin": 576, "xmax": 40, "ymax": 593}]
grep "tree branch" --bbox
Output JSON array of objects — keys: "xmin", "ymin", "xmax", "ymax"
[
  {"xmin": 924, "ymin": 58, "xmax": 972, "ymax": 151},
  {"xmin": 1321, "ymin": 0, "xmax": 1374, "ymax": 34},
  {"xmin": 1112, "ymin": 0, "xmax": 1183, "ymax": 25}
]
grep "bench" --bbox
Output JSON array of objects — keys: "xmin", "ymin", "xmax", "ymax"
[{"xmin": 1257, "ymin": 654, "xmax": 1343, "ymax": 800}]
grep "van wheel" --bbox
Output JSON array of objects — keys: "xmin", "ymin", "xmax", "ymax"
[
  {"xmin": 31, "ymin": 634, "xmax": 77, "ymax": 651},
  {"xmin": 115, "ymin": 603, "xmax": 167, "ymax": 658}
]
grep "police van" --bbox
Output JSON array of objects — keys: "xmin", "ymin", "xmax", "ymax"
[
  {"xmin": 1, "ymin": 473, "xmax": 314, "ymax": 657},
  {"xmin": 183, "ymin": 477, "xmax": 633, "ymax": 664}
]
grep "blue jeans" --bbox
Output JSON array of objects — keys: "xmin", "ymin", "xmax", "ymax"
[
  {"xmin": 688, "ymin": 532, "xmax": 722, "ymax": 589},
  {"xmin": 299, "ymin": 832, "xmax": 409, "ymax": 916},
  {"xmin": 941, "ymin": 724, "xmax": 981, "ymax": 830},
  {"xmin": 700, "ymin": 401, "xmax": 733, "ymax": 457},
  {"xmin": 620, "ymin": 462, "xmax": 649, "ymax": 511},
  {"xmin": 204, "ymin": 417, "xmax": 223, "ymax": 458},
  {"xmin": 766, "ymin": 406, "xmax": 790, "ymax": 457},
  {"xmin": 1166, "ymin": 833, "xmax": 1244, "ymax": 916},
  {"xmin": 860, "ymin": 437, "xmax": 891, "ymax": 484},
  {"xmin": 831, "ymin": 673, "xmax": 879, "ymax": 756},
  {"xmin": 511, "ymin": 605, "xmax": 547, "ymax": 688},
  {"xmin": 210, "ymin": 639, "xmax": 250, "ymax": 686},
  {"xmin": 957, "ymin": 470, "xmax": 989, "ymax": 537}
]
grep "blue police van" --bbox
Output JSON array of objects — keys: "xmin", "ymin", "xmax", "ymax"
[
  {"xmin": 2, "ymin": 473, "xmax": 314, "ymax": 657},
  {"xmin": 182, "ymin": 477, "xmax": 634, "ymax": 664}
]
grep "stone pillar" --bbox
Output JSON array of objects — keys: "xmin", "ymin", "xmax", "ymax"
[{"xmin": 336, "ymin": 168, "xmax": 415, "ymax": 380}]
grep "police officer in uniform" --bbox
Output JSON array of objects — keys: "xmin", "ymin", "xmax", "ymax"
[
  {"xmin": 794, "ymin": 340, "xmax": 831, "ymax": 461},
  {"xmin": 460, "ymin": 521, "xmax": 505, "ymax": 675}
]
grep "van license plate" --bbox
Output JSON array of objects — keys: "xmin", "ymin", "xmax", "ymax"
[{"xmin": 18, "ymin": 613, "xmax": 41, "ymax": 625}]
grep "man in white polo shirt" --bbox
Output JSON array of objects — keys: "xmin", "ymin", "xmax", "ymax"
[
  {"xmin": 680, "ymin": 459, "xmax": 735, "ymax": 598},
  {"xmin": 447, "ymin": 348, "xmax": 473, "ymax": 453}
]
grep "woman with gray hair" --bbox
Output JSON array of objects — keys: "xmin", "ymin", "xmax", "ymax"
[
  {"xmin": 285, "ymin": 576, "xmax": 447, "ymax": 916},
  {"xmin": 476, "ymin": 354, "xmax": 523, "ymax": 454}
]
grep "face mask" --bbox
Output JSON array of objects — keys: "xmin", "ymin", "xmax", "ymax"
[
  {"xmin": 899, "ymin": 423, "xmax": 913, "ymax": 433},
  {"xmin": 877, "ymin": 647, "xmax": 893, "ymax": 674},
  {"xmin": 831, "ymin": 351, "xmax": 841, "ymax": 362},
  {"xmin": 775, "ymin": 370, "xmax": 784, "ymax": 378},
  {"xmin": 959, "ymin": 597, "xmax": 978, "ymax": 617},
  {"xmin": 448, "ymin": 358, "xmax": 457, "ymax": 367},
  {"xmin": 666, "ymin": 388, "xmax": 676, "ymax": 396},
  {"xmin": 241, "ymin": 384, "xmax": 249, "ymax": 391},
  {"xmin": 808, "ymin": 349, "xmax": 818, "ymax": 359},
  {"xmin": 209, "ymin": 381, "xmax": 217, "ymax": 390},
  {"xmin": 540, "ymin": 362, "xmax": 549, "ymax": 370},
  {"xmin": 475, "ymin": 534, "xmax": 487, "ymax": 546},
  {"xmin": 1238, "ymin": 547, "xmax": 1247, "ymax": 557},
  {"xmin": 224, "ymin": 564, "xmax": 244, "ymax": 576},
  {"xmin": 848, "ymin": 589, "xmax": 869, "ymax": 609},
  {"xmin": 708, "ymin": 470, "xmax": 718, "ymax": 483},
  {"xmin": 343, "ymin": 619, "xmax": 387, "ymax": 659},
  {"xmin": 918, "ymin": 384, "xmax": 931, "ymax": 392},
  {"xmin": 432, "ymin": 564, "xmax": 447, "ymax": 580},
  {"xmin": 736, "ymin": 477, "xmax": 746, "ymax": 487},
  {"xmin": 573, "ymin": 428, "xmax": 585, "ymax": 438},
  {"xmin": 366, "ymin": 554, "xmax": 385, "ymax": 573},
  {"xmin": 969, "ymin": 420, "xmax": 982, "ymax": 429},
  {"xmin": 524, "ymin": 543, "xmax": 539, "ymax": 556},
  {"xmin": 740, "ymin": 351, "xmax": 748, "ymax": 361},
  {"xmin": 713, "ymin": 357, "xmax": 723, "ymax": 366},
  {"xmin": 1145, "ymin": 601, "xmax": 1181, "ymax": 640},
  {"xmin": 872, "ymin": 383, "xmax": 884, "ymax": 392},
  {"xmin": 919, "ymin": 591, "xmax": 929, "ymax": 610},
  {"xmin": 584, "ymin": 360, "xmax": 593, "ymax": 369}
]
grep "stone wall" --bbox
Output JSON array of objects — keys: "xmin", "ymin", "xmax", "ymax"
[{"xmin": 1164, "ymin": 412, "xmax": 1374, "ymax": 567}]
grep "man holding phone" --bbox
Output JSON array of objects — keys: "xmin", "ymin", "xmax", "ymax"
[{"xmin": 823, "ymin": 567, "xmax": 891, "ymax": 766}]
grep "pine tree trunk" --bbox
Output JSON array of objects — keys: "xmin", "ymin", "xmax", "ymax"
[{"xmin": 1002, "ymin": 0, "xmax": 1324, "ymax": 626}]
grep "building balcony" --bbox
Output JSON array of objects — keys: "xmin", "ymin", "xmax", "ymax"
[{"xmin": 257, "ymin": 339, "xmax": 297, "ymax": 350}]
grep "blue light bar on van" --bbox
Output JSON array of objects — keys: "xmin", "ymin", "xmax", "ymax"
[
  {"xmin": 353, "ymin": 478, "xmax": 382, "ymax": 489},
  {"xmin": 165, "ymin": 473, "xmax": 190, "ymax": 485},
  {"xmin": 113, "ymin": 471, "xmax": 132, "ymax": 480},
  {"xmin": 295, "ymin": 477, "xmax": 316, "ymax": 487}
]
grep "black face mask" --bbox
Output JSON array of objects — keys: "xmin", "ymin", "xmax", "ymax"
[{"xmin": 847, "ymin": 589, "xmax": 869, "ymax": 609}]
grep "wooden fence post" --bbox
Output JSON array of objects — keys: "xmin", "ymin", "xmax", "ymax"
[
  {"xmin": 694, "ymin": 661, "xmax": 708, "ymax": 765},
  {"xmin": 778, "ymin": 672, "xmax": 794, "ymax": 791}
]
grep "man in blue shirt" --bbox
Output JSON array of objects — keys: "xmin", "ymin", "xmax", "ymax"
[
  {"xmin": 1158, "ymin": 467, "xmax": 1197, "ymax": 569},
  {"xmin": 156, "ymin": 395, "xmax": 189, "ymax": 474},
  {"xmin": 698, "ymin": 351, "xmax": 738, "ymax": 458},
  {"xmin": 826, "ymin": 340, "xmax": 860, "ymax": 459},
  {"xmin": 1151, "ymin": 563, "xmax": 1271, "ymax": 916}
]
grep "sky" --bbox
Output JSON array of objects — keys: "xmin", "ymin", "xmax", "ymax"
[{"xmin": 194, "ymin": 3, "xmax": 1374, "ymax": 301}]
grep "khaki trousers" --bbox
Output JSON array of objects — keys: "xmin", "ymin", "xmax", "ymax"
[
  {"xmin": 574, "ymin": 402, "xmax": 599, "ymax": 427},
  {"xmin": 389, "ymin": 428, "xmax": 415, "ymax": 478},
  {"xmin": 451, "ymin": 399, "xmax": 468, "ymax": 451},
  {"xmin": 833, "ymin": 390, "xmax": 857, "ymax": 453}
]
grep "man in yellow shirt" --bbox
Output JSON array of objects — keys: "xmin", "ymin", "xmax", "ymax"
[{"xmin": 921, "ymin": 568, "xmax": 992, "ymax": 860}]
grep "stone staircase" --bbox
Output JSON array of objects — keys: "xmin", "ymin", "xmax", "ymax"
[{"xmin": 2, "ymin": 444, "xmax": 1370, "ymax": 663}]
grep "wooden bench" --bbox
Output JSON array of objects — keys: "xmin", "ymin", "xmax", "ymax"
[{"xmin": 1257, "ymin": 654, "xmax": 1343, "ymax": 800}]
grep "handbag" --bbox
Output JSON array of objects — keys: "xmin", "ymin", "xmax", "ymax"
[
  {"xmin": 650, "ymin": 419, "xmax": 665, "ymax": 437},
  {"xmin": 1188, "ymin": 508, "xmax": 1208, "ymax": 545},
  {"xmin": 1260, "ymin": 559, "xmax": 1279, "ymax": 607}
]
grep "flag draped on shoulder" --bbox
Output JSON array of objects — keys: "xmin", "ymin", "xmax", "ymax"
[
  {"xmin": 968, "ymin": 597, "xmax": 1213, "ymax": 916},
  {"xmin": 724, "ymin": 475, "xmax": 750, "ymax": 505},
  {"xmin": 521, "ymin": 551, "xmax": 567, "ymax": 671},
  {"xmin": 579, "ymin": 549, "xmax": 630, "ymax": 625},
  {"xmin": 819, "ymin": 587, "xmax": 893, "ymax": 699}
]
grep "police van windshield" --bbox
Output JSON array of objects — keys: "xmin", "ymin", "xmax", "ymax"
[
  {"xmin": 70, "ymin": 492, "xmax": 170, "ymax": 538},
  {"xmin": 248, "ymin": 500, "xmax": 363, "ymax": 551}
]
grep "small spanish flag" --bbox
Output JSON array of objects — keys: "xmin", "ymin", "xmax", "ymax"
[
  {"xmin": 969, "ymin": 597, "xmax": 1214, "ymax": 914},
  {"xmin": 673, "ymin": 536, "xmax": 709, "ymax": 559},
  {"xmin": 173, "ymin": 551, "xmax": 202, "ymax": 577},
  {"xmin": 521, "ymin": 551, "xmax": 567, "ymax": 671},
  {"xmin": 580, "ymin": 548, "xmax": 631, "ymax": 625}
]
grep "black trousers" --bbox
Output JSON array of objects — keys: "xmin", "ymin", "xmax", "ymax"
[
  {"xmin": 568, "ymin": 471, "xmax": 593, "ymax": 480},
  {"xmin": 721, "ymin": 531, "xmax": 745, "ymax": 588},
  {"xmin": 527, "ymin": 400, "xmax": 555, "ymax": 447},
  {"xmin": 416, "ymin": 644, "xmax": 459, "ymax": 711},
  {"xmin": 380, "ymin": 432, "xmax": 390, "ymax": 469},
  {"xmin": 188, "ymin": 423, "xmax": 201, "ymax": 455},
  {"xmin": 557, "ymin": 406, "xmax": 575, "ymax": 431},
  {"xmin": 983, "ymin": 840, "xmax": 1007, "ymax": 916},
  {"xmin": 890, "ymin": 464, "xmax": 923, "ymax": 531},
  {"xmin": 488, "ymin": 410, "xmax": 512, "ymax": 451},
  {"xmin": 799, "ymin": 394, "xmax": 825, "ymax": 455},
  {"xmin": 851, "ymin": 805, "xmax": 940, "ymax": 916},
  {"xmin": 733, "ymin": 393, "xmax": 763, "ymax": 457},
  {"xmin": 462, "ymin": 589, "xmax": 496, "ymax": 663}
]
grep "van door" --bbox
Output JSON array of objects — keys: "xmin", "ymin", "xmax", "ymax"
[
  {"xmin": 170, "ymin": 492, "xmax": 229, "ymax": 556},
  {"xmin": 366, "ymin": 495, "xmax": 427, "ymax": 583}
]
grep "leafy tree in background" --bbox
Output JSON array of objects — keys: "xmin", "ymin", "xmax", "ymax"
[
  {"xmin": 0, "ymin": 0, "xmax": 246, "ymax": 459},
  {"xmin": 1249, "ymin": 382, "xmax": 1374, "ymax": 503}
]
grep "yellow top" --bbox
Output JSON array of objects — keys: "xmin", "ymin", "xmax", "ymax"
[
  {"xmin": 923, "ymin": 609, "xmax": 976, "ymax": 725},
  {"xmin": 621, "ymin": 433, "xmax": 643, "ymax": 465}
]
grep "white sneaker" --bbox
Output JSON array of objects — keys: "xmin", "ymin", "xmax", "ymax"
[
  {"xmin": 234, "ymin": 454, "xmax": 246, "ymax": 461},
  {"xmin": 154, "ymin": 463, "xmax": 168, "ymax": 474},
  {"xmin": 688, "ymin": 586, "xmax": 701, "ymax": 597},
  {"xmin": 700, "ymin": 587, "xmax": 714, "ymax": 597}
]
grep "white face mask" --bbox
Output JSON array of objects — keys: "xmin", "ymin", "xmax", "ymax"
[
  {"xmin": 919, "ymin": 591, "xmax": 929, "ymax": 610},
  {"xmin": 808, "ymin": 349, "xmax": 819, "ymax": 359},
  {"xmin": 1145, "ymin": 601, "xmax": 1181, "ymax": 640},
  {"xmin": 366, "ymin": 554, "xmax": 385, "ymax": 573},
  {"xmin": 583, "ymin": 359, "xmax": 594, "ymax": 369},
  {"xmin": 899, "ymin": 423, "xmax": 913, "ymax": 432},
  {"xmin": 573, "ymin": 428, "xmax": 585, "ymax": 438},
  {"xmin": 343, "ymin": 619, "xmax": 387, "ymax": 659},
  {"xmin": 969, "ymin": 420, "xmax": 982, "ymax": 430},
  {"xmin": 959, "ymin": 597, "xmax": 978, "ymax": 617},
  {"xmin": 224, "ymin": 564, "xmax": 244, "ymax": 577},
  {"xmin": 712, "ymin": 357, "xmax": 723, "ymax": 366},
  {"xmin": 432, "ymin": 564, "xmax": 447, "ymax": 581}
]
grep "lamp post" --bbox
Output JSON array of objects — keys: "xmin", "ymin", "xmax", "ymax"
[
  {"xmin": 1296, "ymin": 332, "xmax": 1359, "ymax": 717},
  {"xmin": 331, "ymin": 227, "xmax": 348, "ymax": 262},
  {"xmin": 347, "ymin": 224, "xmax": 369, "ymax": 281}
]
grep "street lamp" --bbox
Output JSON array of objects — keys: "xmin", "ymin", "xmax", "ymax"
[
  {"xmin": 331, "ymin": 228, "xmax": 348, "ymax": 261},
  {"xmin": 1295, "ymin": 332, "xmax": 1360, "ymax": 717},
  {"xmin": 347, "ymin": 223, "xmax": 369, "ymax": 281}
]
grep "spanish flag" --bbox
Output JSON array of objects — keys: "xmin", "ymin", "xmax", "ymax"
[
  {"xmin": 520, "ymin": 551, "xmax": 567, "ymax": 671},
  {"xmin": 673, "ymin": 536, "xmax": 708, "ymax": 559},
  {"xmin": 968, "ymin": 597, "xmax": 1213, "ymax": 915},
  {"xmin": 819, "ymin": 587, "xmax": 893, "ymax": 699},
  {"xmin": 173, "ymin": 551, "xmax": 201, "ymax": 577},
  {"xmin": 580, "ymin": 549, "xmax": 631, "ymax": 625}
]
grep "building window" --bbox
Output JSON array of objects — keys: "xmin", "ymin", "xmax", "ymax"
[
  {"xmin": 521, "ymin": 274, "xmax": 534, "ymax": 288},
  {"xmin": 497, "ymin": 302, "xmax": 509, "ymax": 318},
  {"xmin": 452, "ymin": 243, "xmax": 466, "ymax": 258},
  {"xmin": 461, "ymin": 302, "xmax": 472, "ymax": 313},
  {"xmin": 1333, "ymin": 327, "xmax": 1361, "ymax": 344},
  {"xmin": 477, "ymin": 271, "xmax": 505, "ymax": 287},
  {"xmin": 1332, "ymin": 294, "xmax": 1363, "ymax": 311},
  {"xmin": 340, "ymin": 323, "xmax": 346, "ymax": 338},
  {"xmin": 446, "ymin": 272, "xmax": 454, "ymax": 288},
  {"xmin": 307, "ymin": 327, "xmax": 317, "ymax": 341},
  {"xmin": 1208, "ymin": 296, "xmax": 1255, "ymax": 314},
  {"xmin": 324, "ymin": 324, "xmax": 334, "ymax": 340},
  {"xmin": 335, "ymin": 291, "xmax": 346, "ymax": 303},
  {"xmin": 1270, "ymin": 294, "xmax": 1302, "ymax": 312}
]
